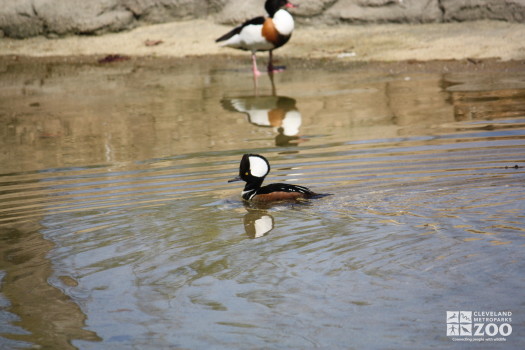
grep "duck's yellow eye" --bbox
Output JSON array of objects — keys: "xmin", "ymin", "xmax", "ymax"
[{"xmin": 245, "ymin": 172, "xmax": 249, "ymax": 176}]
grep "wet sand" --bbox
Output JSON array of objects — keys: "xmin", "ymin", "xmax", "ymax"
[{"xmin": 0, "ymin": 19, "xmax": 524, "ymax": 63}]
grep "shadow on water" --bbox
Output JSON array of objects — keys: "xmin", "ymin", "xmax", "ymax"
[
  {"xmin": 0, "ymin": 57, "xmax": 524, "ymax": 349},
  {"xmin": 0, "ymin": 222, "xmax": 101, "ymax": 348}
]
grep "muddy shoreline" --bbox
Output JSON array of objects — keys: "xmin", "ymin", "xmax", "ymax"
[
  {"xmin": 2, "ymin": 54, "xmax": 524, "ymax": 77},
  {"xmin": 1, "ymin": 20, "xmax": 524, "ymax": 68}
]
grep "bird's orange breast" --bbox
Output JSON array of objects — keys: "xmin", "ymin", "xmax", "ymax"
[
  {"xmin": 268, "ymin": 108, "xmax": 286, "ymax": 127},
  {"xmin": 262, "ymin": 18, "xmax": 280, "ymax": 45}
]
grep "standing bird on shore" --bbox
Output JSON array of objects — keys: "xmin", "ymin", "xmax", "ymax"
[{"xmin": 215, "ymin": 0, "xmax": 297, "ymax": 78}]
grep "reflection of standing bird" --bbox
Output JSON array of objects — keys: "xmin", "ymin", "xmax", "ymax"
[
  {"xmin": 215, "ymin": 0, "xmax": 297, "ymax": 77},
  {"xmin": 221, "ymin": 96, "xmax": 301, "ymax": 146}
]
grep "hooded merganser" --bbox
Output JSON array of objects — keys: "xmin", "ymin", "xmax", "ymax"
[
  {"xmin": 215, "ymin": 0, "xmax": 297, "ymax": 77},
  {"xmin": 228, "ymin": 154, "xmax": 320, "ymax": 202}
]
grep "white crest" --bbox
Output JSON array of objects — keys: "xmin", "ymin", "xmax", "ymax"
[{"xmin": 249, "ymin": 156, "xmax": 269, "ymax": 177}]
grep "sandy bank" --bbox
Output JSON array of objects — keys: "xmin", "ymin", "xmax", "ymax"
[{"xmin": 0, "ymin": 20, "xmax": 524, "ymax": 62}]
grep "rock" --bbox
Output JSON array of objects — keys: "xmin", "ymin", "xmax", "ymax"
[
  {"xmin": 441, "ymin": 0, "xmax": 525, "ymax": 22},
  {"xmin": 33, "ymin": 0, "xmax": 135, "ymax": 35},
  {"xmin": 215, "ymin": 0, "xmax": 339, "ymax": 24},
  {"xmin": 215, "ymin": 0, "xmax": 263, "ymax": 25},
  {"xmin": 216, "ymin": 0, "xmax": 444, "ymax": 25},
  {"xmin": 324, "ymin": 0, "xmax": 443, "ymax": 23},
  {"xmin": 277, "ymin": 0, "xmax": 336, "ymax": 18},
  {"xmin": 126, "ymin": 0, "xmax": 226, "ymax": 23},
  {"xmin": 0, "ymin": 0, "xmax": 226, "ymax": 38},
  {"xmin": 0, "ymin": 0, "xmax": 44, "ymax": 38},
  {"xmin": 1, "ymin": 0, "xmax": 525, "ymax": 39}
]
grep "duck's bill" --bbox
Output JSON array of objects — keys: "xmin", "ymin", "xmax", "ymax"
[{"xmin": 228, "ymin": 176, "xmax": 242, "ymax": 183}]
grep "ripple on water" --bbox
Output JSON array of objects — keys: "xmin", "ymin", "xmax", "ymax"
[{"xmin": 0, "ymin": 62, "xmax": 524, "ymax": 349}]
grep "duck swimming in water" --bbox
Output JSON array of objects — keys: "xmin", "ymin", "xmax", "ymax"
[{"xmin": 229, "ymin": 153, "xmax": 323, "ymax": 202}]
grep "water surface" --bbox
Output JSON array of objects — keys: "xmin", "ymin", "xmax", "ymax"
[{"xmin": 1, "ymin": 58, "xmax": 524, "ymax": 349}]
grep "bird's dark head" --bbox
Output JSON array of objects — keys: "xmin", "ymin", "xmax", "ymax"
[
  {"xmin": 265, "ymin": 0, "xmax": 298, "ymax": 17},
  {"xmin": 229, "ymin": 154, "xmax": 270, "ymax": 185}
]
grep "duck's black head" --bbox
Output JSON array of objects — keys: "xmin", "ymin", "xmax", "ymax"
[
  {"xmin": 265, "ymin": 0, "xmax": 297, "ymax": 17},
  {"xmin": 229, "ymin": 154, "xmax": 271, "ymax": 188},
  {"xmin": 239, "ymin": 153, "xmax": 270, "ymax": 182}
]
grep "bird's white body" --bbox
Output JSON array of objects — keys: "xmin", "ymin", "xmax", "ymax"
[
  {"xmin": 218, "ymin": 9, "xmax": 294, "ymax": 53},
  {"xmin": 215, "ymin": 0, "xmax": 296, "ymax": 77}
]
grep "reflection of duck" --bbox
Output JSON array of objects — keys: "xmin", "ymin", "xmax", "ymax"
[
  {"xmin": 243, "ymin": 210, "xmax": 274, "ymax": 238},
  {"xmin": 221, "ymin": 95, "xmax": 302, "ymax": 146},
  {"xmin": 229, "ymin": 154, "xmax": 325, "ymax": 202},
  {"xmin": 215, "ymin": 0, "xmax": 297, "ymax": 78}
]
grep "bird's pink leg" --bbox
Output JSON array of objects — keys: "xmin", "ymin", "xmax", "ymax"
[{"xmin": 251, "ymin": 52, "xmax": 262, "ymax": 77}]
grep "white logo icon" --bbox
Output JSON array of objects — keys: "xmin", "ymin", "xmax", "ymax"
[{"xmin": 447, "ymin": 311, "xmax": 472, "ymax": 336}]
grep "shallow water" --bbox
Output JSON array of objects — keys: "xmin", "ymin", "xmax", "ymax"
[{"xmin": 0, "ymin": 58, "xmax": 524, "ymax": 349}]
